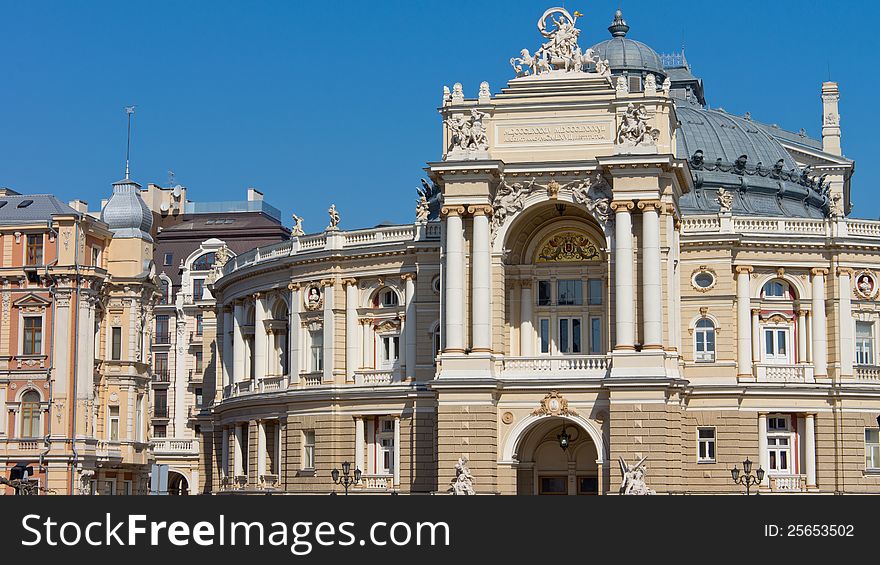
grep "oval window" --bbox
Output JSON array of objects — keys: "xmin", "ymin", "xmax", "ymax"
[{"xmin": 694, "ymin": 272, "xmax": 715, "ymax": 289}]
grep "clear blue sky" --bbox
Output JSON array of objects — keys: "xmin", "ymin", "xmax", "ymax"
[{"xmin": 2, "ymin": 0, "xmax": 878, "ymax": 229}]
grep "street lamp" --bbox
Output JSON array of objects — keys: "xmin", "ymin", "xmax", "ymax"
[
  {"xmin": 557, "ymin": 426, "xmax": 571, "ymax": 451},
  {"xmin": 731, "ymin": 457, "xmax": 764, "ymax": 495},
  {"xmin": 330, "ymin": 461, "xmax": 362, "ymax": 495}
]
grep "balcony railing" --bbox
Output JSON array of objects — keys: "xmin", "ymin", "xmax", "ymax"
[
  {"xmin": 499, "ymin": 355, "xmax": 611, "ymax": 378},
  {"xmin": 855, "ymin": 366, "xmax": 880, "ymax": 382},
  {"xmin": 302, "ymin": 373, "xmax": 322, "ymax": 387},
  {"xmin": 153, "ymin": 371, "xmax": 170, "ymax": 383},
  {"xmin": 151, "ymin": 439, "xmax": 198, "ymax": 454},
  {"xmin": 769, "ymin": 474, "xmax": 807, "ymax": 493},
  {"xmin": 154, "ymin": 334, "xmax": 171, "ymax": 345},
  {"xmin": 755, "ymin": 363, "xmax": 815, "ymax": 383},
  {"xmin": 359, "ymin": 474, "xmax": 393, "ymax": 490},
  {"xmin": 354, "ymin": 369, "xmax": 395, "ymax": 385},
  {"xmin": 153, "ymin": 407, "xmax": 169, "ymax": 418}
]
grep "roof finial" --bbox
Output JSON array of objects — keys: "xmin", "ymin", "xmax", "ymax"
[
  {"xmin": 124, "ymin": 105, "xmax": 136, "ymax": 180},
  {"xmin": 609, "ymin": 9, "xmax": 629, "ymax": 38}
]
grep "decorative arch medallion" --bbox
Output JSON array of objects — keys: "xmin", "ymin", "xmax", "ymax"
[{"xmin": 534, "ymin": 230, "xmax": 601, "ymax": 263}]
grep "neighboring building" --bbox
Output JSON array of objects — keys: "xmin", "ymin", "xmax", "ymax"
[
  {"xmin": 0, "ymin": 184, "xmax": 155, "ymax": 495},
  {"xmin": 148, "ymin": 187, "xmax": 289, "ymax": 494},
  {"xmin": 203, "ymin": 8, "xmax": 880, "ymax": 495}
]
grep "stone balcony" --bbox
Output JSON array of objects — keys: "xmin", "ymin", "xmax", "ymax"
[
  {"xmin": 151, "ymin": 438, "xmax": 199, "ymax": 456},
  {"xmin": 754, "ymin": 363, "xmax": 815, "ymax": 384},
  {"xmin": 855, "ymin": 366, "xmax": 880, "ymax": 383},
  {"xmin": 358, "ymin": 473, "xmax": 394, "ymax": 491},
  {"xmin": 769, "ymin": 474, "xmax": 808, "ymax": 493},
  {"xmin": 499, "ymin": 355, "xmax": 611, "ymax": 379},
  {"xmin": 354, "ymin": 369, "xmax": 397, "ymax": 385}
]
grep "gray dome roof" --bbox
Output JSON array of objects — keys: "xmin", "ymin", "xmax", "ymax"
[
  {"xmin": 589, "ymin": 10, "xmax": 665, "ymax": 77},
  {"xmin": 675, "ymin": 105, "xmax": 830, "ymax": 218},
  {"xmin": 101, "ymin": 178, "xmax": 154, "ymax": 242}
]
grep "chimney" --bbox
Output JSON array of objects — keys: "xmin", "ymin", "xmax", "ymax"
[
  {"xmin": 247, "ymin": 187, "xmax": 264, "ymax": 202},
  {"xmin": 68, "ymin": 199, "xmax": 89, "ymax": 214},
  {"xmin": 821, "ymin": 81, "xmax": 841, "ymax": 156}
]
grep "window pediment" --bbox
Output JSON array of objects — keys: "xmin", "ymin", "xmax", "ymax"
[{"xmin": 14, "ymin": 293, "xmax": 51, "ymax": 311}]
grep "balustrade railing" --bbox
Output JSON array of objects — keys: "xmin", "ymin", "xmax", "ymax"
[
  {"xmin": 500, "ymin": 355, "xmax": 611, "ymax": 378},
  {"xmin": 769, "ymin": 474, "xmax": 807, "ymax": 492},
  {"xmin": 755, "ymin": 363, "xmax": 814, "ymax": 383},
  {"xmin": 855, "ymin": 366, "xmax": 880, "ymax": 382},
  {"xmin": 359, "ymin": 474, "xmax": 393, "ymax": 490},
  {"xmin": 354, "ymin": 370, "xmax": 395, "ymax": 385}
]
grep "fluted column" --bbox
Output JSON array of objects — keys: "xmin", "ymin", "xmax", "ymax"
[
  {"xmin": 233, "ymin": 300, "xmax": 245, "ymax": 383},
  {"xmin": 612, "ymin": 201, "xmax": 635, "ymax": 350},
  {"xmin": 254, "ymin": 294, "xmax": 268, "ymax": 380},
  {"xmin": 344, "ymin": 279, "xmax": 359, "ymax": 382},
  {"xmin": 811, "ymin": 268, "xmax": 828, "ymax": 377},
  {"xmin": 443, "ymin": 206, "xmax": 466, "ymax": 352},
  {"xmin": 469, "ymin": 205, "xmax": 492, "ymax": 352},
  {"xmin": 402, "ymin": 273, "xmax": 417, "ymax": 378},
  {"xmin": 520, "ymin": 281, "xmax": 533, "ymax": 356},
  {"xmin": 805, "ymin": 413, "xmax": 817, "ymax": 487},
  {"xmin": 289, "ymin": 284, "xmax": 302, "ymax": 383},
  {"xmin": 639, "ymin": 200, "xmax": 663, "ymax": 349},
  {"xmin": 837, "ymin": 267, "xmax": 854, "ymax": 377},
  {"xmin": 322, "ymin": 279, "xmax": 335, "ymax": 382},
  {"xmin": 736, "ymin": 266, "xmax": 753, "ymax": 377}
]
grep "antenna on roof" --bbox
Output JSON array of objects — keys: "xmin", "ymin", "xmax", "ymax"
[
  {"xmin": 168, "ymin": 170, "xmax": 175, "ymax": 188},
  {"xmin": 124, "ymin": 105, "xmax": 136, "ymax": 179}
]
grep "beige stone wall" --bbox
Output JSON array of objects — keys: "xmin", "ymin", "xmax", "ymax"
[{"xmin": 437, "ymin": 402, "xmax": 498, "ymax": 493}]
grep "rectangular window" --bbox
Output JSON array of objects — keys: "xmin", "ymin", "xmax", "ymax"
[
  {"xmin": 539, "ymin": 318, "xmax": 550, "ymax": 354},
  {"xmin": 195, "ymin": 387, "xmax": 203, "ymax": 407},
  {"xmin": 124, "ymin": 480, "xmax": 133, "ymax": 495},
  {"xmin": 108, "ymin": 406, "xmax": 120, "ymax": 441},
  {"xmin": 866, "ymin": 429, "xmax": 880, "ymax": 470},
  {"xmin": 153, "ymin": 424, "xmax": 167, "ymax": 438},
  {"xmin": 163, "ymin": 253, "xmax": 173, "ymax": 266},
  {"xmin": 558, "ymin": 318, "xmax": 581, "ymax": 354},
  {"xmin": 767, "ymin": 415, "xmax": 792, "ymax": 474},
  {"xmin": 380, "ymin": 335, "xmax": 399, "ymax": 367},
  {"xmin": 628, "ymin": 75, "xmax": 642, "ymax": 93},
  {"xmin": 196, "ymin": 314, "xmax": 204, "ymax": 336},
  {"xmin": 155, "ymin": 315, "xmax": 170, "ymax": 344},
  {"xmin": 193, "ymin": 279, "xmax": 205, "ymax": 300},
  {"xmin": 111, "ymin": 327, "xmax": 122, "ymax": 360},
  {"xmin": 154, "ymin": 390, "xmax": 167, "ymax": 418},
  {"xmin": 311, "ymin": 332, "xmax": 324, "ymax": 372},
  {"xmin": 92, "ymin": 246, "xmax": 101, "ymax": 268},
  {"xmin": 557, "ymin": 280, "xmax": 582, "ymax": 306},
  {"xmin": 537, "ymin": 280, "xmax": 552, "ymax": 306},
  {"xmin": 102, "ymin": 480, "xmax": 116, "ymax": 496},
  {"xmin": 588, "ymin": 279, "xmax": 602, "ymax": 305},
  {"xmin": 135, "ymin": 395, "xmax": 143, "ymax": 442},
  {"xmin": 26, "ymin": 234, "xmax": 43, "ymax": 266},
  {"xmin": 856, "ymin": 321, "xmax": 875, "ymax": 365},
  {"xmin": 763, "ymin": 328, "xmax": 789, "ymax": 362},
  {"xmin": 697, "ymin": 428, "xmax": 716, "ymax": 462},
  {"xmin": 194, "ymin": 351, "xmax": 203, "ymax": 373},
  {"xmin": 22, "ymin": 316, "xmax": 42, "ymax": 355},
  {"xmin": 154, "ymin": 353, "xmax": 169, "ymax": 381},
  {"xmin": 590, "ymin": 317, "xmax": 602, "ymax": 355},
  {"xmin": 302, "ymin": 430, "xmax": 316, "ymax": 469},
  {"xmin": 538, "ymin": 476, "xmax": 567, "ymax": 495}
]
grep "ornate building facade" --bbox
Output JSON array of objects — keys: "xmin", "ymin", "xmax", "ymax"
[{"xmin": 202, "ymin": 8, "xmax": 880, "ymax": 495}]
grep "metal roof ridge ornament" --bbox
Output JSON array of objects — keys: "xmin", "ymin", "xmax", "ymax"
[{"xmin": 509, "ymin": 7, "xmax": 610, "ymax": 79}]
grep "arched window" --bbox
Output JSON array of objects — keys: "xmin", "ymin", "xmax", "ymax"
[
  {"xmin": 694, "ymin": 319, "xmax": 716, "ymax": 362},
  {"xmin": 158, "ymin": 278, "xmax": 170, "ymax": 305},
  {"xmin": 378, "ymin": 289, "xmax": 399, "ymax": 307},
  {"xmin": 762, "ymin": 280, "xmax": 789, "ymax": 299},
  {"xmin": 191, "ymin": 252, "xmax": 216, "ymax": 272},
  {"xmin": 20, "ymin": 391, "xmax": 41, "ymax": 438}
]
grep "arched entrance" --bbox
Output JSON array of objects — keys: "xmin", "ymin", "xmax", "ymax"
[
  {"xmin": 512, "ymin": 416, "xmax": 602, "ymax": 495},
  {"xmin": 167, "ymin": 471, "xmax": 189, "ymax": 495}
]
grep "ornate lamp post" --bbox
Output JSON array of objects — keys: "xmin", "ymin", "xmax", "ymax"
[
  {"xmin": 557, "ymin": 425, "xmax": 571, "ymax": 451},
  {"xmin": 330, "ymin": 461, "xmax": 361, "ymax": 495},
  {"xmin": 730, "ymin": 458, "xmax": 764, "ymax": 495}
]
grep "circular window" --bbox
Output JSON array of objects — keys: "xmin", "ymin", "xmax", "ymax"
[{"xmin": 692, "ymin": 270, "xmax": 716, "ymax": 291}]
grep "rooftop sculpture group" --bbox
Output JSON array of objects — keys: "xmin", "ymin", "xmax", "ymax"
[{"xmin": 509, "ymin": 8, "xmax": 610, "ymax": 78}]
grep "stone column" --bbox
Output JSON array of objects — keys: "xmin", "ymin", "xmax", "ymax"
[
  {"xmin": 257, "ymin": 420, "xmax": 267, "ymax": 478},
  {"xmin": 758, "ymin": 413, "xmax": 769, "ymax": 486},
  {"xmin": 50, "ymin": 289, "xmax": 72, "ymax": 437},
  {"xmin": 402, "ymin": 274, "xmax": 417, "ymax": 378},
  {"xmin": 344, "ymin": 279, "xmax": 359, "ymax": 382},
  {"xmin": 520, "ymin": 281, "xmax": 533, "ymax": 356},
  {"xmin": 612, "ymin": 201, "xmax": 635, "ymax": 350},
  {"xmin": 837, "ymin": 267, "xmax": 854, "ymax": 377},
  {"xmin": 393, "ymin": 415, "xmax": 401, "ymax": 487},
  {"xmin": 254, "ymin": 294, "xmax": 269, "ymax": 380},
  {"xmin": 797, "ymin": 310, "xmax": 808, "ymax": 365},
  {"xmin": 469, "ymin": 205, "xmax": 492, "ymax": 352},
  {"xmin": 805, "ymin": 413, "xmax": 817, "ymax": 487},
  {"xmin": 222, "ymin": 307, "xmax": 234, "ymax": 387},
  {"xmin": 361, "ymin": 318, "xmax": 373, "ymax": 369},
  {"xmin": 322, "ymin": 279, "xmax": 335, "ymax": 382},
  {"xmin": 736, "ymin": 266, "xmax": 753, "ymax": 377},
  {"xmin": 751, "ymin": 308, "xmax": 761, "ymax": 363},
  {"xmin": 639, "ymin": 200, "xmax": 663, "ymax": 349},
  {"xmin": 289, "ymin": 284, "xmax": 302, "ymax": 383},
  {"xmin": 221, "ymin": 427, "xmax": 229, "ymax": 479},
  {"xmin": 233, "ymin": 300, "xmax": 245, "ymax": 383},
  {"xmin": 355, "ymin": 417, "xmax": 365, "ymax": 473},
  {"xmin": 443, "ymin": 206, "xmax": 466, "ymax": 352},
  {"xmin": 233, "ymin": 425, "xmax": 244, "ymax": 477},
  {"xmin": 811, "ymin": 268, "xmax": 828, "ymax": 377}
]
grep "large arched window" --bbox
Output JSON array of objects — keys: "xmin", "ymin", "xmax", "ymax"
[
  {"xmin": 20, "ymin": 391, "xmax": 41, "ymax": 438},
  {"xmin": 191, "ymin": 252, "xmax": 216, "ymax": 272},
  {"xmin": 375, "ymin": 288, "xmax": 399, "ymax": 308},
  {"xmin": 694, "ymin": 319, "xmax": 716, "ymax": 362},
  {"xmin": 762, "ymin": 279, "xmax": 792, "ymax": 299}
]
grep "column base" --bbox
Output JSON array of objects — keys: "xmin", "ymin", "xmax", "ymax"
[{"xmin": 642, "ymin": 344, "xmax": 664, "ymax": 350}]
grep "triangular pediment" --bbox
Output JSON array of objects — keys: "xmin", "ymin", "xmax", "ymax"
[{"xmin": 13, "ymin": 293, "xmax": 52, "ymax": 308}]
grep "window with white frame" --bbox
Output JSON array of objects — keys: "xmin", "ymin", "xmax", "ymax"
[
  {"xmin": 92, "ymin": 246, "xmax": 101, "ymax": 268},
  {"xmin": 694, "ymin": 318, "xmax": 716, "ymax": 362},
  {"xmin": 22, "ymin": 316, "xmax": 42, "ymax": 355},
  {"xmin": 762, "ymin": 280, "xmax": 790, "ymax": 299},
  {"xmin": 766, "ymin": 416, "xmax": 792, "ymax": 474},
  {"xmin": 20, "ymin": 390, "xmax": 41, "ymax": 438},
  {"xmin": 763, "ymin": 327, "xmax": 791, "ymax": 363},
  {"xmin": 539, "ymin": 318, "xmax": 550, "ymax": 354},
  {"xmin": 108, "ymin": 405, "xmax": 120, "ymax": 441},
  {"xmin": 589, "ymin": 317, "xmax": 602, "ymax": 355},
  {"xmin": 379, "ymin": 334, "xmax": 400, "ymax": 368},
  {"xmin": 557, "ymin": 279, "xmax": 582, "ymax": 306},
  {"xmin": 558, "ymin": 317, "xmax": 582, "ymax": 354},
  {"xmin": 310, "ymin": 331, "xmax": 323, "ymax": 372},
  {"xmin": 379, "ymin": 289, "xmax": 398, "ymax": 307},
  {"xmin": 856, "ymin": 321, "xmax": 875, "ymax": 366},
  {"xmin": 697, "ymin": 427, "xmax": 716, "ymax": 462},
  {"xmin": 587, "ymin": 278, "xmax": 602, "ymax": 305},
  {"xmin": 376, "ymin": 418, "xmax": 395, "ymax": 475},
  {"xmin": 866, "ymin": 429, "xmax": 880, "ymax": 470},
  {"xmin": 302, "ymin": 430, "xmax": 315, "ymax": 469}
]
